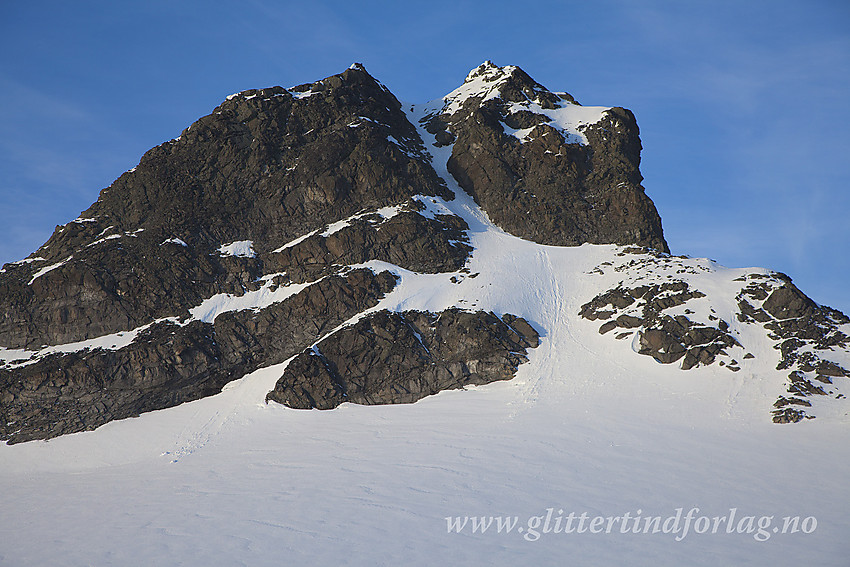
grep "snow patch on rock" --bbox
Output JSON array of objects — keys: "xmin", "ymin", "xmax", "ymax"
[{"xmin": 218, "ymin": 240, "xmax": 255, "ymax": 258}]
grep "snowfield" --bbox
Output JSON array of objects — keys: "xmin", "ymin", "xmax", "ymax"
[{"xmin": 1, "ymin": 98, "xmax": 848, "ymax": 567}]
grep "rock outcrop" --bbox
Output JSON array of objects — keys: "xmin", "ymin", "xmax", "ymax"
[
  {"xmin": 736, "ymin": 274, "xmax": 850, "ymax": 422},
  {"xmin": 0, "ymin": 268, "xmax": 398, "ymax": 443},
  {"xmin": 580, "ymin": 248, "xmax": 850, "ymax": 423},
  {"xmin": 424, "ymin": 62, "xmax": 668, "ymax": 252},
  {"xmin": 267, "ymin": 309, "xmax": 539, "ymax": 409}
]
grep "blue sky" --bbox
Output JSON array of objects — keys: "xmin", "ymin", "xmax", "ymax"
[{"xmin": 1, "ymin": 0, "xmax": 848, "ymax": 313}]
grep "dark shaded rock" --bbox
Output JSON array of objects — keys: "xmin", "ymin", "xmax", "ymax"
[
  {"xmin": 638, "ymin": 328, "xmax": 688, "ymax": 364},
  {"xmin": 616, "ymin": 314, "xmax": 643, "ymax": 328},
  {"xmin": 264, "ymin": 205, "xmax": 471, "ymax": 283},
  {"xmin": 681, "ymin": 346, "xmax": 721, "ymax": 371},
  {"xmin": 786, "ymin": 371, "xmax": 827, "ymax": 396},
  {"xmin": 268, "ymin": 352, "xmax": 347, "ymax": 410},
  {"xmin": 212, "ymin": 269, "xmax": 398, "ymax": 369},
  {"xmin": 1, "ymin": 320, "xmax": 230, "ymax": 444},
  {"xmin": 736, "ymin": 299, "xmax": 772, "ymax": 323},
  {"xmin": 0, "ymin": 235, "xmax": 251, "ymax": 349},
  {"xmin": 267, "ymin": 309, "xmax": 539, "ymax": 409},
  {"xmin": 580, "ymin": 276, "xmax": 734, "ymax": 369},
  {"xmin": 599, "ymin": 321, "xmax": 618, "ymax": 335},
  {"xmin": 0, "ymin": 268, "xmax": 397, "ymax": 443},
  {"xmin": 433, "ymin": 62, "xmax": 668, "ymax": 252},
  {"xmin": 579, "ymin": 287, "xmax": 634, "ymax": 319},
  {"xmin": 772, "ymin": 407, "xmax": 809, "ymax": 424},
  {"xmin": 0, "ymin": 65, "xmax": 452, "ymax": 350},
  {"xmin": 817, "ymin": 361, "xmax": 848, "ymax": 377},
  {"xmin": 773, "ymin": 396, "xmax": 812, "ymax": 408},
  {"xmin": 763, "ymin": 283, "xmax": 816, "ymax": 320}
]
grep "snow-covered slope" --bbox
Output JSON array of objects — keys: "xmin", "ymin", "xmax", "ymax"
[{"xmin": 1, "ymin": 70, "xmax": 848, "ymax": 566}]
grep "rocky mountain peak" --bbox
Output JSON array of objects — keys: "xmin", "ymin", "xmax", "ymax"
[
  {"xmin": 464, "ymin": 60, "xmax": 506, "ymax": 80},
  {"xmin": 1, "ymin": 63, "xmax": 845, "ymax": 444},
  {"xmin": 421, "ymin": 61, "xmax": 668, "ymax": 251},
  {"xmin": 437, "ymin": 61, "xmax": 564, "ymax": 118}
]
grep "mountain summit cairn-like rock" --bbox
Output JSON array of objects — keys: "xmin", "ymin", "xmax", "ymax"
[{"xmin": 1, "ymin": 62, "xmax": 847, "ymax": 443}]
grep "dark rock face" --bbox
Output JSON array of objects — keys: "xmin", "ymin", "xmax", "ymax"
[
  {"xmin": 427, "ymin": 62, "xmax": 668, "ymax": 252},
  {"xmin": 0, "ymin": 268, "xmax": 398, "ymax": 443},
  {"xmin": 0, "ymin": 65, "xmax": 453, "ymax": 350},
  {"xmin": 264, "ymin": 199, "xmax": 471, "ymax": 283},
  {"xmin": 0, "ymin": 64, "xmax": 481, "ymax": 443},
  {"xmin": 0, "ymin": 64, "xmax": 543, "ymax": 444},
  {"xmin": 267, "ymin": 309, "xmax": 539, "ymax": 409}
]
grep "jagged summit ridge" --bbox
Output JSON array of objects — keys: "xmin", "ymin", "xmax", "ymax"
[
  {"xmin": 436, "ymin": 61, "xmax": 575, "ymax": 113},
  {"xmin": 430, "ymin": 61, "xmax": 606, "ymax": 146}
]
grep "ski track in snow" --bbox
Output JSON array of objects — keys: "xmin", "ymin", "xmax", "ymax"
[{"xmin": 0, "ymin": 92, "xmax": 849, "ymax": 567}]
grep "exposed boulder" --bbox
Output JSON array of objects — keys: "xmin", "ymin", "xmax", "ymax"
[{"xmin": 267, "ymin": 309, "xmax": 540, "ymax": 409}]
